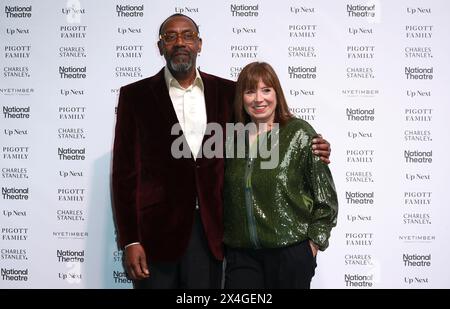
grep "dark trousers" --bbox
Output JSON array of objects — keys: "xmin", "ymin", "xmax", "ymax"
[
  {"xmin": 134, "ymin": 210, "xmax": 222, "ymax": 289},
  {"xmin": 225, "ymin": 240, "xmax": 316, "ymax": 289}
]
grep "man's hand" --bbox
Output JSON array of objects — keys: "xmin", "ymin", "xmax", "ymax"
[
  {"xmin": 312, "ymin": 134, "xmax": 331, "ymax": 164},
  {"xmin": 124, "ymin": 244, "xmax": 150, "ymax": 280}
]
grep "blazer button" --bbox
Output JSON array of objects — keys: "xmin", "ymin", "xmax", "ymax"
[{"xmin": 196, "ymin": 164, "xmax": 200, "ymax": 168}]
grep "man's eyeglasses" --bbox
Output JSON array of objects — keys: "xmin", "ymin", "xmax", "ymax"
[{"xmin": 159, "ymin": 31, "xmax": 199, "ymax": 44}]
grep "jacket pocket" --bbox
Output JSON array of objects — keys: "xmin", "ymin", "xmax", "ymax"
[{"xmin": 139, "ymin": 184, "xmax": 165, "ymax": 210}]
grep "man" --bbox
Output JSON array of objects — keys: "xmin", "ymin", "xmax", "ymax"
[{"xmin": 112, "ymin": 14, "xmax": 331, "ymax": 289}]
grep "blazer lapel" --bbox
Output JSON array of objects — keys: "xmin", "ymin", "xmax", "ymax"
[
  {"xmin": 198, "ymin": 71, "xmax": 221, "ymax": 163},
  {"xmin": 200, "ymin": 71, "xmax": 218, "ymax": 125},
  {"xmin": 149, "ymin": 69, "xmax": 220, "ymax": 161},
  {"xmin": 149, "ymin": 69, "xmax": 179, "ymax": 131}
]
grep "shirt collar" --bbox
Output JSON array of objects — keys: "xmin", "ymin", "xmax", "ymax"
[{"xmin": 164, "ymin": 66, "xmax": 204, "ymax": 91}]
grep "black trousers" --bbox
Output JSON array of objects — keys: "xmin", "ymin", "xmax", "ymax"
[
  {"xmin": 225, "ymin": 240, "xmax": 317, "ymax": 289},
  {"xmin": 134, "ymin": 210, "xmax": 222, "ymax": 289}
]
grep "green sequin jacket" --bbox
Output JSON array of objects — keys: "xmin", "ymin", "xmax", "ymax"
[{"xmin": 224, "ymin": 118, "xmax": 338, "ymax": 251}]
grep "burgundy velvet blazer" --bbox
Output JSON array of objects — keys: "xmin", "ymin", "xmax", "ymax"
[{"xmin": 112, "ymin": 68, "xmax": 235, "ymax": 262}]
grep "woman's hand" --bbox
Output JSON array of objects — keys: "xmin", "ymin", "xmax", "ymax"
[{"xmin": 309, "ymin": 240, "xmax": 319, "ymax": 257}]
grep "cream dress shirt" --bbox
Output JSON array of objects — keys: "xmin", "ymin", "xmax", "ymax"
[{"xmin": 164, "ymin": 66, "xmax": 207, "ymax": 160}]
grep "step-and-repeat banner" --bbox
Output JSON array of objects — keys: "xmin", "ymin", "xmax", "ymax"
[{"xmin": 1, "ymin": 0, "xmax": 449, "ymax": 288}]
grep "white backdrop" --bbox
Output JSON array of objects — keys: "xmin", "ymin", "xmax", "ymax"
[{"xmin": 1, "ymin": 0, "xmax": 449, "ymax": 288}]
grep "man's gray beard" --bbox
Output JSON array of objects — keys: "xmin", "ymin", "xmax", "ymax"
[{"xmin": 169, "ymin": 59, "xmax": 193, "ymax": 73}]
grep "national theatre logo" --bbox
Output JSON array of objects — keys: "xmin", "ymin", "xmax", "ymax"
[
  {"xmin": 346, "ymin": 4, "xmax": 376, "ymax": 18},
  {"xmin": 230, "ymin": 4, "xmax": 259, "ymax": 17},
  {"xmin": 4, "ymin": 5, "xmax": 32, "ymax": 18},
  {"xmin": 346, "ymin": 108, "xmax": 375, "ymax": 121},
  {"xmin": 56, "ymin": 249, "xmax": 85, "ymax": 263},
  {"xmin": 404, "ymin": 150, "xmax": 432, "ymax": 163},
  {"xmin": 116, "ymin": 4, "xmax": 144, "ymax": 17},
  {"xmin": 3, "ymin": 106, "xmax": 30, "ymax": 118},
  {"xmin": 2, "ymin": 187, "xmax": 29, "ymax": 200},
  {"xmin": 288, "ymin": 66, "xmax": 317, "ymax": 79},
  {"xmin": 59, "ymin": 66, "xmax": 87, "ymax": 79},
  {"xmin": 345, "ymin": 191, "xmax": 374, "ymax": 206},
  {"xmin": 1, "ymin": 268, "xmax": 29, "ymax": 281},
  {"xmin": 57, "ymin": 148, "xmax": 86, "ymax": 160},
  {"xmin": 404, "ymin": 67, "xmax": 433, "ymax": 80},
  {"xmin": 344, "ymin": 273, "xmax": 373, "ymax": 287}
]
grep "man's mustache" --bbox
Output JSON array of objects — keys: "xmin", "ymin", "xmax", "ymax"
[{"xmin": 171, "ymin": 48, "xmax": 192, "ymax": 57}]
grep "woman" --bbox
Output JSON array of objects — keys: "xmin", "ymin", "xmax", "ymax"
[{"xmin": 224, "ymin": 62, "xmax": 338, "ymax": 289}]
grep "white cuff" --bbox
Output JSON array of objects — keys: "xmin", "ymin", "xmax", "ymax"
[{"xmin": 124, "ymin": 242, "xmax": 140, "ymax": 249}]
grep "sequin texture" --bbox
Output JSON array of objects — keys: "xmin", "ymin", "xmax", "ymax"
[{"xmin": 224, "ymin": 118, "xmax": 338, "ymax": 250}]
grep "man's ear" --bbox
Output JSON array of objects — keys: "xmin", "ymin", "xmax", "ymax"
[
  {"xmin": 198, "ymin": 38, "xmax": 202, "ymax": 54},
  {"xmin": 157, "ymin": 40, "xmax": 164, "ymax": 56}
]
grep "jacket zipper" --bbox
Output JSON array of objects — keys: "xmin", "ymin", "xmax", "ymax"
[{"xmin": 245, "ymin": 137, "xmax": 261, "ymax": 249}]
